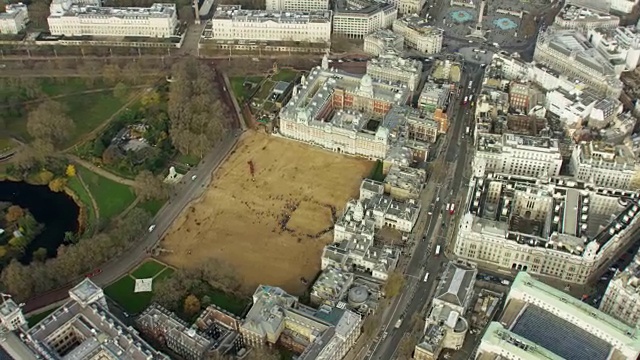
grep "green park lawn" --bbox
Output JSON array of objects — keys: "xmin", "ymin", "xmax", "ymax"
[
  {"xmin": 105, "ymin": 275, "xmax": 153, "ymax": 314},
  {"xmin": 208, "ymin": 288, "xmax": 250, "ymax": 316},
  {"xmin": 76, "ymin": 165, "xmax": 135, "ymax": 220},
  {"xmin": 230, "ymin": 76, "xmax": 264, "ymax": 103},
  {"xmin": 26, "ymin": 307, "xmax": 58, "ymax": 328},
  {"xmin": 271, "ymin": 69, "xmax": 298, "ymax": 82},
  {"xmin": 66, "ymin": 175, "xmax": 97, "ymax": 228},
  {"xmin": 254, "ymin": 80, "xmax": 275, "ymax": 101},
  {"xmin": 106, "ymin": 260, "xmax": 171, "ymax": 314},
  {"xmin": 137, "ymin": 198, "xmax": 166, "ymax": 216},
  {"xmin": 131, "ymin": 259, "xmax": 166, "ymax": 279},
  {"xmin": 2, "ymin": 78, "xmax": 131, "ymax": 147}
]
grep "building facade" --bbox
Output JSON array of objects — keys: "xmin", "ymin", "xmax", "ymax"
[
  {"xmin": 48, "ymin": 3, "xmax": 178, "ymax": 37},
  {"xmin": 0, "ymin": 4, "xmax": 28, "ymax": 34},
  {"xmin": 570, "ymin": 141, "xmax": 640, "ymax": 190},
  {"xmin": 278, "ymin": 57, "xmax": 411, "ymax": 159},
  {"xmin": 392, "ymin": 14, "xmax": 443, "ymax": 54},
  {"xmin": 455, "ymin": 174, "xmax": 640, "ymax": 285},
  {"xmin": 210, "ymin": 6, "xmax": 332, "ymax": 43},
  {"xmin": 600, "ymin": 253, "xmax": 640, "ymax": 327},
  {"xmin": 554, "ymin": 4, "xmax": 620, "ymax": 30},
  {"xmin": 366, "ymin": 54, "xmax": 422, "ymax": 90},
  {"xmin": 363, "ymin": 28, "xmax": 404, "ymax": 56},
  {"xmin": 332, "ymin": 0, "xmax": 397, "ymax": 38},
  {"xmin": 389, "ymin": 0, "xmax": 427, "ymax": 15},
  {"xmin": 533, "ymin": 27, "xmax": 623, "ymax": 97},
  {"xmin": 476, "ymin": 272, "xmax": 640, "ymax": 360},
  {"xmin": 474, "ymin": 133, "xmax": 563, "ymax": 178},
  {"xmin": 265, "ymin": 0, "xmax": 329, "ymax": 11}
]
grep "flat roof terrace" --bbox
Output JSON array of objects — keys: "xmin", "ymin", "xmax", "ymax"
[{"xmin": 213, "ymin": 6, "xmax": 332, "ymax": 22}]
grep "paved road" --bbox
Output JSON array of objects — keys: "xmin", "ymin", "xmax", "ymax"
[{"xmin": 365, "ymin": 64, "xmax": 484, "ymax": 360}]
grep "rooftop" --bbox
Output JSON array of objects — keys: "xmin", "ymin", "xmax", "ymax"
[
  {"xmin": 241, "ymin": 285, "xmax": 298, "ymax": 339},
  {"xmin": 540, "ymin": 28, "xmax": 617, "ymax": 77},
  {"xmin": 367, "ymin": 55, "xmax": 422, "ymax": 75},
  {"xmin": 49, "ymin": 2, "xmax": 176, "ymax": 18},
  {"xmin": 578, "ymin": 141, "xmax": 636, "ymax": 167},
  {"xmin": 466, "ymin": 173, "xmax": 640, "ymax": 256},
  {"xmin": 557, "ymin": 4, "xmax": 618, "ymax": 23},
  {"xmin": 476, "ymin": 133, "xmax": 560, "ymax": 154},
  {"xmin": 334, "ymin": 0, "xmax": 395, "ymax": 16},
  {"xmin": 433, "ymin": 261, "xmax": 477, "ymax": 310},
  {"xmin": 510, "ymin": 272, "xmax": 640, "ymax": 350},
  {"xmin": 212, "ymin": 5, "xmax": 332, "ymax": 23},
  {"xmin": 396, "ymin": 14, "xmax": 444, "ymax": 36}
]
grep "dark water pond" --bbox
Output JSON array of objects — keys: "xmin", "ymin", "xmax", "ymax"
[{"xmin": 0, "ymin": 181, "xmax": 79, "ymax": 263}]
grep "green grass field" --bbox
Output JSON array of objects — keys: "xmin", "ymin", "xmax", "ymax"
[
  {"xmin": 76, "ymin": 165, "xmax": 135, "ymax": 220},
  {"xmin": 104, "ymin": 275, "xmax": 153, "ymax": 314},
  {"xmin": 207, "ymin": 288, "xmax": 250, "ymax": 316},
  {"xmin": 230, "ymin": 76, "xmax": 264, "ymax": 103},
  {"xmin": 272, "ymin": 69, "xmax": 298, "ymax": 82},
  {"xmin": 153, "ymin": 267, "xmax": 174, "ymax": 282},
  {"xmin": 66, "ymin": 175, "xmax": 97, "ymax": 228},
  {"xmin": 131, "ymin": 259, "xmax": 166, "ymax": 279},
  {"xmin": 2, "ymin": 78, "xmax": 130, "ymax": 147},
  {"xmin": 26, "ymin": 307, "xmax": 58, "ymax": 328},
  {"xmin": 255, "ymin": 80, "xmax": 275, "ymax": 101},
  {"xmin": 137, "ymin": 199, "xmax": 166, "ymax": 216}
]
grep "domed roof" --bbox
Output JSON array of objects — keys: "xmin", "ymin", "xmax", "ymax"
[{"xmin": 360, "ymin": 74, "xmax": 373, "ymax": 88}]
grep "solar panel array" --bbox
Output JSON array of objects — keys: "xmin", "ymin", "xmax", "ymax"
[{"xmin": 511, "ymin": 305, "xmax": 612, "ymax": 360}]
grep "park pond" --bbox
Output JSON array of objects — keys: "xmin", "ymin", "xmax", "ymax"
[{"xmin": 0, "ymin": 180, "xmax": 79, "ymax": 263}]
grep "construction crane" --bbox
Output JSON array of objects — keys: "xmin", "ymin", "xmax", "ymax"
[{"xmin": 247, "ymin": 160, "xmax": 256, "ymax": 181}]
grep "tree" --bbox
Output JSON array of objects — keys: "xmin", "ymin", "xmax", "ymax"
[
  {"xmin": 64, "ymin": 231, "xmax": 79, "ymax": 244},
  {"xmin": 33, "ymin": 247, "xmax": 48, "ymax": 262},
  {"xmin": 141, "ymin": 90, "xmax": 161, "ymax": 108},
  {"xmin": 27, "ymin": 100, "xmax": 75, "ymax": 149},
  {"xmin": 48, "ymin": 178, "xmax": 67, "ymax": 192},
  {"xmin": 384, "ymin": 271, "xmax": 405, "ymax": 298},
  {"xmin": 168, "ymin": 57, "xmax": 229, "ymax": 157},
  {"xmin": 134, "ymin": 170, "xmax": 169, "ymax": 201},
  {"xmin": 102, "ymin": 64, "xmax": 121, "ymax": 85},
  {"xmin": 113, "ymin": 82, "xmax": 129, "ymax": 100},
  {"xmin": 183, "ymin": 294, "xmax": 201, "ymax": 316},
  {"xmin": 362, "ymin": 313, "xmax": 381, "ymax": 339},
  {"xmin": 5, "ymin": 205, "xmax": 24, "ymax": 223},
  {"xmin": 65, "ymin": 164, "xmax": 76, "ymax": 177},
  {"xmin": 1, "ymin": 260, "xmax": 34, "ymax": 300}
]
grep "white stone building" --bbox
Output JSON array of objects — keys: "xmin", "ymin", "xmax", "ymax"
[
  {"xmin": 600, "ymin": 252, "xmax": 640, "ymax": 327},
  {"xmin": 571, "ymin": 141, "xmax": 640, "ymax": 190},
  {"xmin": 366, "ymin": 54, "xmax": 422, "ymax": 90},
  {"xmin": 388, "ymin": 0, "xmax": 427, "ymax": 15},
  {"xmin": 47, "ymin": 3, "xmax": 178, "ymax": 37},
  {"xmin": 278, "ymin": 57, "xmax": 411, "ymax": 159},
  {"xmin": 554, "ymin": 4, "xmax": 620, "ymax": 30},
  {"xmin": 534, "ymin": 27, "xmax": 624, "ymax": 97},
  {"xmin": 210, "ymin": 6, "xmax": 332, "ymax": 43},
  {"xmin": 455, "ymin": 173, "xmax": 640, "ymax": 285},
  {"xmin": 363, "ymin": 28, "xmax": 404, "ymax": 56},
  {"xmin": 321, "ymin": 179, "xmax": 419, "ymax": 280},
  {"xmin": 332, "ymin": 0, "xmax": 397, "ymax": 38},
  {"xmin": 0, "ymin": 4, "xmax": 29, "ymax": 34},
  {"xmin": 474, "ymin": 133, "xmax": 563, "ymax": 178},
  {"xmin": 476, "ymin": 272, "xmax": 640, "ymax": 360},
  {"xmin": 588, "ymin": 26, "xmax": 640, "ymax": 72},
  {"xmin": 266, "ymin": 0, "xmax": 329, "ymax": 11},
  {"xmin": 392, "ymin": 14, "xmax": 443, "ymax": 54},
  {"xmin": 611, "ymin": 0, "xmax": 638, "ymax": 13}
]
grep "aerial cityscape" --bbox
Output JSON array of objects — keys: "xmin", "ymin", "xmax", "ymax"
[{"xmin": 2, "ymin": 0, "xmax": 640, "ymax": 358}]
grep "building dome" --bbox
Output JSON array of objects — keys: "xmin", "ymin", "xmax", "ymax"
[
  {"xmin": 360, "ymin": 74, "xmax": 373, "ymax": 88},
  {"xmin": 348, "ymin": 286, "xmax": 368, "ymax": 306}
]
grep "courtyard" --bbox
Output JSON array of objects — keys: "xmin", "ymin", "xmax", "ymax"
[{"xmin": 159, "ymin": 131, "xmax": 374, "ymax": 295}]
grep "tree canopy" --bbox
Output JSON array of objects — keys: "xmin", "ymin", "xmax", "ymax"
[
  {"xmin": 27, "ymin": 100, "xmax": 75, "ymax": 149},
  {"xmin": 168, "ymin": 57, "xmax": 229, "ymax": 158}
]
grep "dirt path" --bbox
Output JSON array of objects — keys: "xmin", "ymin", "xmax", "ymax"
[{"xmin": 67, "ymin": 154, "xmax": 136, "ymax": 186}]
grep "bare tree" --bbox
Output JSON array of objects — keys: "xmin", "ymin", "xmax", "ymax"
[
  {"xmin": 384, "ymin": 271, "xmax": 405, "ymax": 298},
  {"xmin": 27, "ymin": 100, "xmax": 75, "ymax": 149},
  {"xmin": 134, "ymin": 170, "xmax": 169, "ymax": 201}
]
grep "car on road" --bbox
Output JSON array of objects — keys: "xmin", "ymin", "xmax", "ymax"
[
  {"xmin": 148, "ymin": 224, "xmax": 156, "ymax": 232},
  {"xmin": 85, "ymin": 269, "xmax": 102, "ymax": 278},
  {"xmin": 191, "ymin": 175, "xmax": 197, "ymax": 181}
]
